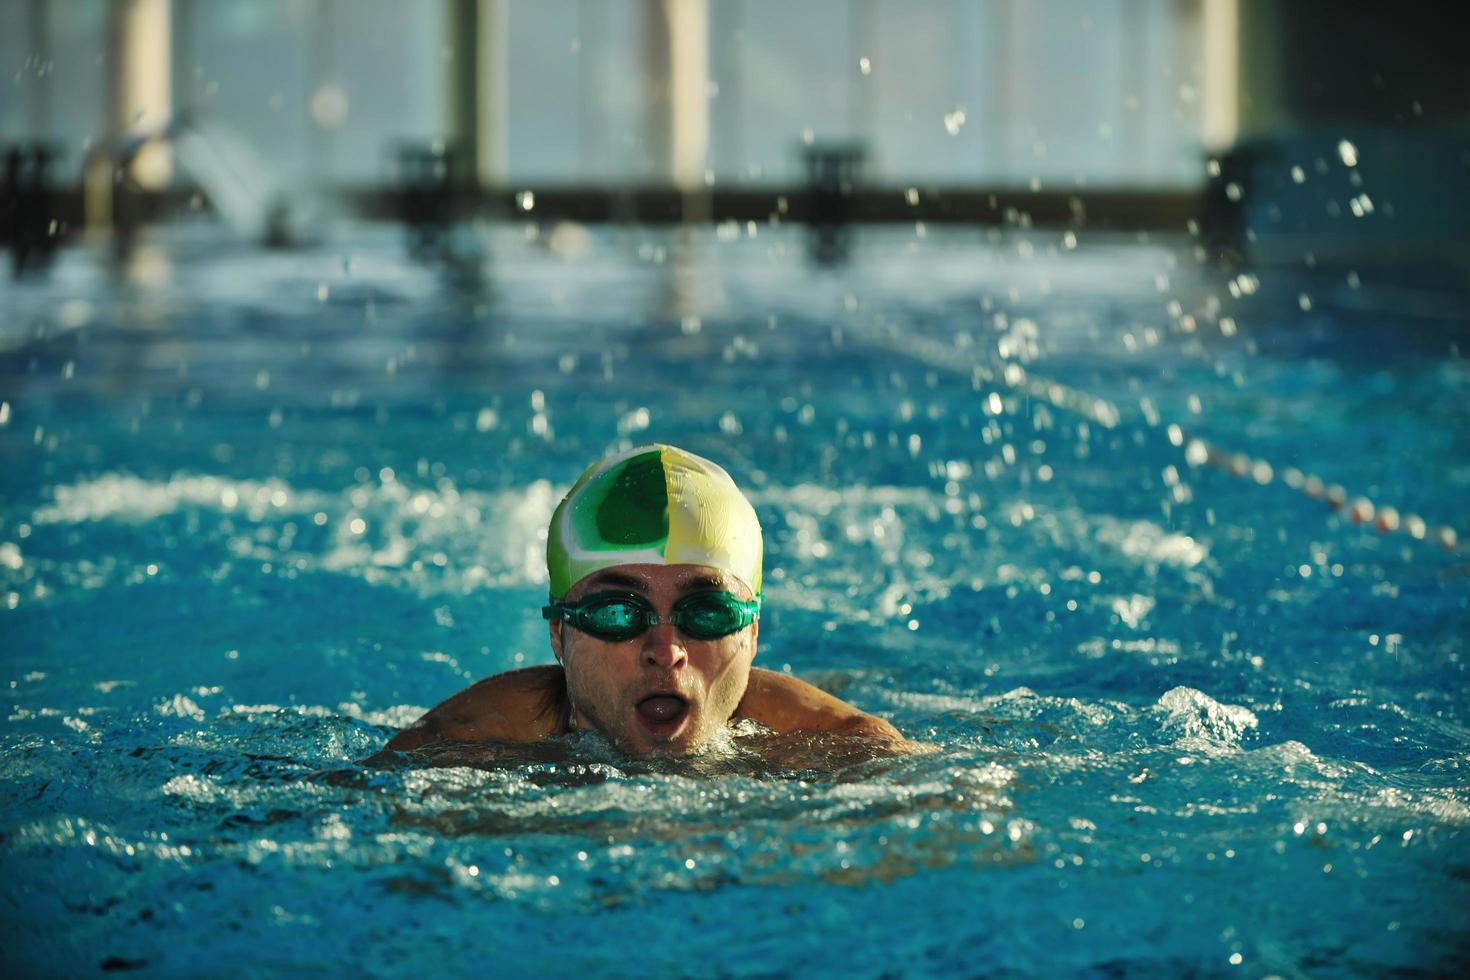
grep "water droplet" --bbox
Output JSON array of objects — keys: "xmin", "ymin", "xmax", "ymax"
[{"xmin": 309, "ymin": 83, "xmax": 348, "ymax": 128}]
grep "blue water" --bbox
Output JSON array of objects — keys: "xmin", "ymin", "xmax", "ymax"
[{"xmin": 2, "ymin": 224, "xmax": 1468, "ymax": 977}]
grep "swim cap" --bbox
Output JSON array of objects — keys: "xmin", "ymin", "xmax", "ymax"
[{"xmin": 546, "ymin": 444, "xmax": 762, "ymax": 599}]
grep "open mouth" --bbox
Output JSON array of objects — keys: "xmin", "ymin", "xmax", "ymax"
[{"xmin": 634, "ymin": 693, "xmax": 690, "ymax": 737}]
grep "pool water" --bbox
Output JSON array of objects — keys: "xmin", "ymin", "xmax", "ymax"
[{"xmin": 2, "ymin": 224, "xmax": 1468, "ymax": 977}]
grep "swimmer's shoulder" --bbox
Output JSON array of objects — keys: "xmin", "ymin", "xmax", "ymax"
[
  {"xmin": 735, "ymin": 667, "xmax": 907, "ymax": 743},
  {"xmin": 386, "ymin": 665, "xmax": 567, "ymax": 751}
]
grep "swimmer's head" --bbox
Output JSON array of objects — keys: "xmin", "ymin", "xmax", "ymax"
[{"xmin": 546, "ymin": 444, "xmax": 762, "ymax": 600}]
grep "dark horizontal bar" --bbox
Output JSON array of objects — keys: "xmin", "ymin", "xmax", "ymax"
[
  {"xmin": 24, "ymin": 185, "xmax": 1201, "ymax": 235},
  {"xmin": 356, "ymin": 185, "xmax": 1201, "ymax": 230}
]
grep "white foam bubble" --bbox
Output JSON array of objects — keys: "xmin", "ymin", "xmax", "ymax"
[
  {"xmin": 1110, "ymin": 593, "xmax": 1155, "ymax": 629},
  {"xmin": 161, "ymin": 773, "xmax": 218, "ymax": 802},
  {"xmin": 31, "ymin": 473, "xmax": 559, "ymax": 597},
  {"xmin": 1107, "ymin": 519, "xmax": 1207, "ymax": 568},
  {"xmin": 750, "ymin": 483, "xmax": 936, "ymax": 515},
  {"xmin": 341, "ymin": 702, "xmax": 424, "ymax": 728},
  {"xmin": 33, "ymin": 474, "xmax": 320, "ymax": 525},
  {"xmin": 155, "ymin": 694, "xmax": 206, "ymax": 722},
  {"xmin": 1154, "ymin": 686, "xmax": 1257, "ymax": 744}
]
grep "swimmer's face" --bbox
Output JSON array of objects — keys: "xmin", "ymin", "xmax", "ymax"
[{"xmin": 549, "ymin": 563, "xmax": 758, "ymax": 756}]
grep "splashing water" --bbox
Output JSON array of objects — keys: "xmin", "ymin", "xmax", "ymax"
[{"xmin": 1, "ymin": 225, "xmax": 1467, "ymax": 976}]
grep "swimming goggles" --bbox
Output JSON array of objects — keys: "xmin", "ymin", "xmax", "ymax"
[{"xmin": 542, "ymin": 591, "xmax": 761, "ymax": 642}]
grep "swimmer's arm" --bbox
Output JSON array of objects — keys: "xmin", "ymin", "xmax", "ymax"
[
  {"xmin": 735, "ymin": 667, "xmax": 909, "ymax": 744},
  {"xmin": 384, "ymin": 665, "xmax": 565, "ymax": 751}
]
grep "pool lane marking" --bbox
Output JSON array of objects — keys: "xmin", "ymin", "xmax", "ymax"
[
  {"xmin": 1163, "ymin": 423, "xmax": 1459, "ymax": 551},
  {"xmin": 876, "ymin": 330, "xmax": 1463, "ymax": 553}
]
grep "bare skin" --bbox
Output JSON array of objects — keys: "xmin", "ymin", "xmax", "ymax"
[{"xmin": 386, "ymin": 563, "xmax": 911, "ymax": 759}]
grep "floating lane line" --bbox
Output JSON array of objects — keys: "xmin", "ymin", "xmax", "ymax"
[
  {"xmin": 1162, "ymin": 423, "xmax": 1459, "ymax": 551},
  {"xmin": 870, "ymin": 328, "xmax": 1462, "ymax": 553}
]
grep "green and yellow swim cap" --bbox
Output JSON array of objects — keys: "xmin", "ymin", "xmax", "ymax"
[{"xmin": 546, "ymin": 444, "xmax": 762, "ymax": 599}]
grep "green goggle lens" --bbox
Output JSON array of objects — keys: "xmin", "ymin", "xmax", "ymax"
[{"xmin": 542, "ymin": 591, "xmax": 760, "ymax": 642}]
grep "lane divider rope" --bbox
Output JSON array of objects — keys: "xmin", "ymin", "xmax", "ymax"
[{"xmin": 874, "ymin": 329, "xmax": 1463, "ymax": 552}]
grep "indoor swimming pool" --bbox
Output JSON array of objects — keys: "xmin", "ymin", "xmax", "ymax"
[{"xmin": 2, "ymin": 223, "xmax": 1467, "ymax": 976}]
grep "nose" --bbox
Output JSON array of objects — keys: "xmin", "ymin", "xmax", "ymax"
[{"xmin": 641, "ymin": 620, "xmax": 688, "ymax": 670}]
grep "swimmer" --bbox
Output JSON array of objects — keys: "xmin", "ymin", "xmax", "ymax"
[{"xmin": 386, "ymin": 444, "xmax": 912, "ymax": 759}]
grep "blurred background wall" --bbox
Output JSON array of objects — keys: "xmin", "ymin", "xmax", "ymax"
[
  {"xmin": 1, "ymin": 0, "xmax": 1205, "ymax": 189},
  {"xmin": 0, "ymin": 0, "xmax": 1465, "ymax": 270}
]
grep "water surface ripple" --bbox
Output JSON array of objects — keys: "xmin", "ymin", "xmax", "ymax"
[{"xmin": 2, "ymin": 227, "xmax": 1467, "ymax": 977}]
